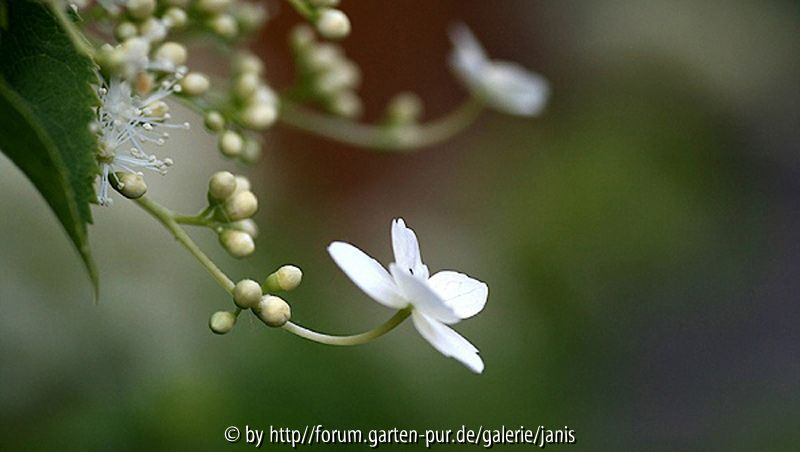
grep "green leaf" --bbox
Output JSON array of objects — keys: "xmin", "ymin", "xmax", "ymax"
[{"xmin": 0, "ymin": 0, "xmax": 99, "ymax": 298}]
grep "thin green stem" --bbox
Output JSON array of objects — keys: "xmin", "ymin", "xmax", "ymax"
[
  {"xmin": 134, "ymin": 197, "xmax": 235, "ymax": 294},
  {"xmin": 279, "ymin": 97, "xmax": 484, "ymax": 151},
  {"xmin": 286, "ymin": 0, "xmax": 315, "ymax": 20},
  {"xmin": 282, "ymin": 309, "xmax": 411, "ymax": 346}
]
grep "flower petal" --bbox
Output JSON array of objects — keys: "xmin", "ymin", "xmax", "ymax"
[
  {"xmin": 328, "ymin": 242, "xmax": 406, "ymax": 309},
  {"xmin": 412, "ymin": 311, "xmax": 484, "ymax": 374},
  {"xmin": 448, "ymin": 23, "xmax": 488, "ymax": 82},
  {"xmin": 389, "ymin": 264, "xmax": 460, "ymax": 324},
  {"xmin": 391, "ymin": 218, "xmax": 429, "ymax": 279},
  {"xmin": 480, "ymin": 62, "xmax": 550, "ymax": 116},
  {"xmin": 428, "ymin": 271, "xmax": 488, "ymax": 320}
]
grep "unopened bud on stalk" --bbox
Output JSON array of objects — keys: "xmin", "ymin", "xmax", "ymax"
[
  {"xmin": 209, "ymin": 310, "xmax": 237, "ymax": 334},
  {"xmin": 208, "ymin": 171, "xmax": 237, "ymax": 203},
  {"xmin": 110, "ymin": 172, "xmax": 148, "ymax": 199},
  {"xmin": 155, "ymin": 42, "xmax": 188, "ymax": 67},
  {"xmin": 233, "ymin": 279, "xmax": 262, "ymax": 309},
  {"xmin": 208, "ymin": 14, "xmax": 239, "ymax": 39},
  {"xmin": 126, "ymin": 0, "xmax": 155, "ymax": 20},
  {"xmin": 256, "ymin": 295, "xmax": 291, "ymax": 327},
  {"xmin": 230, "ymin": 219, "xmax": 258, "ymax": 238},
  {"xmin": 164, "ymin": 7, "xmax": 188, "ymax": 28},
  {"xmin": 219, "ymin": 229, "xmax": 255, "ymax": 258},
  {"xmin": 180, "ymin": 72, "xmax": 211, "ymax": 96},
  {"xmin": 240, "ymin": 139, "xmax": 262, "ymax": 164},
  {"xmin": 233, "ymin": 72, "xmax": 260, "ymax": 100},
  {"xmin": 219, "ymin": 130, "xmax": 244, "ymax": 157},
  {"xmin": 240, "ymin": 103, "xmax": 277, "ymax": 130},
  {"xmin": 330, "ymin": 90, "xmax": 363, "ymax": 118},
  {"xmin": 234, "ymin": 175, "xmax": 251, "ymax": 193},
  {"xmin": 223, "ymin": 190, "xmax": 258, "ymax": 221},
  {"xmin": 204, "ymin": 110, "xmax": 226, "ymax": 132},
  {"xmin": 265, "ymin": 265, "xmax": 303, "ymax": 292},
  {"xmin": 233, "ymin": 53, "xmax": 264, "ymax": 75},
  {"xmin": 315, "ymin": 8, "xmax": 350, "ymax": 40},
  {"xmin": 386, "ymin": 92, "xmax": 423, "ymax": 124},
  {"xmin": 114, "ymin": 22, "xmax": 138, "ymax": 41}
]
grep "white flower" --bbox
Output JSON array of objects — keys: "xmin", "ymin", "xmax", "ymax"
[
  {"xmin": 328, "ymin": 219, "xmax": 488, "ymax": 373},
  {"xmin": 449, "ymin": 24, "xmax": 550, "ymax": 116},
  {"xmin": 94, "ymin": 77, "xmax": 188, "ymax": 205}
]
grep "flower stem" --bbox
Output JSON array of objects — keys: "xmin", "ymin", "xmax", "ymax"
[
  {"xmin": 134, "ymin": 197, "xmax": 235, "ymax": 294},
  {"xmin": 282, "ymin": 309, "xmax": 412, "ymax": 346},
  {"xmin": 286, "ymin": 0, "xmax": 316, "ymax": 20},
  {"xmin": 278, "ymin": 97, "xmax": 484, "ymax": 151}
]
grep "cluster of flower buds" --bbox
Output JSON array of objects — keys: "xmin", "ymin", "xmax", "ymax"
[
  {"xmin": 207, "ymin": 171, "xmax": 259, "ymax": 258},
  {"xmin": 209, "ymin": 265, "xmax": 302, "ymax": 334},
  {"xmin": 202, "ymin": 52, "xmax": 277, "ymax": 164},
  {"xmin": 290, "ymin": 25, "xmax": 363, "ymax": 118}
]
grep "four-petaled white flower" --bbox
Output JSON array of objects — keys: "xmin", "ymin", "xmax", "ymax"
[
  {"xmin": 328, "ymin": 219, "xmax": 488, "ymax": 373},
  {"xmin": 449, "ymin": 24, "xmax": 550, "ymax": 116}
]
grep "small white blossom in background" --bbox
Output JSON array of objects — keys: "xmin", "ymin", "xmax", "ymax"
[
  {"xmin": 449, "ymin": 24, "xmax": 550, "ymax": 116},
  {"xmin": 328, "ymin": 219, "xmax": 488, "ymax": 373}
]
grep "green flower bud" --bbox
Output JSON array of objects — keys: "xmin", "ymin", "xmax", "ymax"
[
  {"xmin": 204, "ymin": 110, "xmax": 226, "ymax": 132},
  {"xmin": 209, "ymin": 310, "xmax": 237, "ymax": 334},
  {"xmin": 163, "ymin": 7, "xmax": 188, "ymax": 28},
  {"xmin": 229, "ymin": 219, "xmax": 258, "ymax": 238},
  {"xmin": 208, "ymin": 171, "xmax": 237, "ymax": 203},
  {"xmin": 233, "ymin": 279, "xmax": 262, "ymax": 309},
  {"xmin": 126, "ymin": 0, "xmax": 155, "ymax": 20},
  {"xmin": 208, "ymin": 14, "xmax": 239, "ymax": 39},
  {"xmin": 114, "ymin": 22, "xmax": 138, "ymax": 41},
  {"xmin": 110, "ymin": 172, "xmax": 148, "ymax": 199},
  {"xmin": 240, "ymin": 103, "xmax": 277, "ymax": 130},
  {"xmin": 265, "ymin": 265, "xmax": 303, "ymax": 292},
  {"xmin": 219, "ymin": 130, "xmax": 244, "ymax": 157},
  {"xmin": 219, "ymin": 229, "xmax": 255, "ymax": 258},
  {"xmin": 233, "ymin": 72, "xmax": 260, "ymax": 100},
  {"xmin": 330, "ymin": 90, "xmax": 362, "ymax": 118},
  {"xmin": 154, "ymin": 42, "xmax": 188, "ymax": 67},
  {"xmin": 386, "ymin": 92, "xmax": 423, "ymax": 124},
  {"xmin": 223, "ymin": 190, "xmax": 258, "ymax": 221},
  {"xmin": 180, "ymin": 72, "xmax": 211, "ymax": 96},
  {"xmin": 256, "ymin": 295, "xmax": 291, "ymax": 327},
  {"xmin": 315, "ymin": 8, "xmax": 350, "ymax": 40},
  {"xmin": 233, "ymin": 52, "xmax": 264, "ymax": 75}
]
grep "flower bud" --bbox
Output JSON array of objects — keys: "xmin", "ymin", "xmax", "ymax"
[
  {"xmin": 233, "ymin": 279, "xmax": 262, "ymax": 309},
  {"xmin": 204, "ymin": 110, "xmax": 226, "ymax": 131},
  {"xmin": 386, "ymin": 92, "xmax": 423, "ymax": 124},
  {"xmin": 208, "ymin": 14, "xmax": 239, "ymax": 39},
  {"xmin": 219, "ymin": 130, "xmax": 244, "ymax": 157},
  {"xmin": 234, "ymin": 175, "xmax": 251, "ymax": 193},
  {"xmin": 315, "ymin": 8, "xmax": 350, "ymax": 40},
  {"xmin": 155, "ymin": 42, "xmax": 188, "ymax": 67},
  {"xmin": 233, "ymin": 72, "xmax": 260, "ymax": 100},
  {"xmin": 229, "ymin": 219, "xmax": 258, "ymax": 238},
  {"xmin": 138, "ymin": 17, "xmax": 167, "ymax": 42},
  {"xmin": 265, "ymin": 265, "xmax": 303, "ymax": 292},
  {"xmin": 223, "ymin": 190, "xmax": 258, "ymax": 221},
  {"xmin": 114, "ymin": 21, "xmax": 138, "ymax": 41},
  {"xmin": 235, "ymin": 2, "xmax": 268, "ymax": 32},
  {"xmin": 240, "ymin": 103, "xmax": 277, "ymax": 130},
  {"xmin": 208, "ymin": 171, "xmax": 237, "ymax": 203},
  {"xmin": 209, "ymin": 310, "xmax": 236, "ymax": 334},
  {"xmin": 256, "ymin": 295, "xmax": 291, "ymax": 327},
  {"xmin": 180, "ymin": 72, "xmax": 211, "ymax": 96},
  {"xmin": 219, "ymin": 229, "xmax": 255, "ymax": 258},
  {"xmin": 233, "ymin": 53, "xmax": 264, "ymax": 75},
  {"xmin": 197, "ymin": 0, "xmax": 231, "ymax": 14},
  {"xmin": 305, "ymin": 44, "xmax": 341, "ymax": 71},
  {"xmin": 163, "ymin": 7, "xmax": 188, "ymax": 28},
  {"xmin": 110, "ymin": 172, "xmax": 148, "ymax": 199},
  {"xmin": 330, "ymin": 90, "xmax": 362, "ymax": 118},
  {"xmin": 290, "ymin": 24, "xmax": 315, "ymax": 51},
  {"xmin": 240, "ymin": 139, "xmax": 262, "ymax": 164},
  {"xmin": 126, "ymin": 0, "xmax": 155, "ymax": 20}
]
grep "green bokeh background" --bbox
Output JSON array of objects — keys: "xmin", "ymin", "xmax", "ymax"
[{"xmin": 1, "ymin": 1, "xmax": 798, "ymax": 449}]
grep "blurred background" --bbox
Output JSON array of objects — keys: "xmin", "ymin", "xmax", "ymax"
[{"xmin": 1, "ymin": 0, "xmax": 799, "ymax": 449}]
